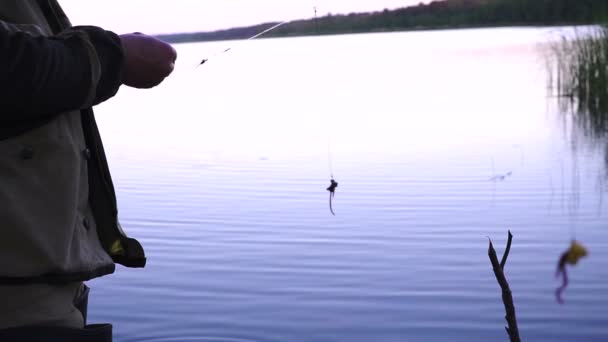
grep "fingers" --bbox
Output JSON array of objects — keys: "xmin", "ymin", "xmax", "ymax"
[{"xmin": 119, "ymin": 33, "xmax": 178, "ymax": 89}]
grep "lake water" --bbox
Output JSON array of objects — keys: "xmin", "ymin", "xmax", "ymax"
[{"xmin": 90, "ymin": 27, "xmax": 608, "ymax": 341}]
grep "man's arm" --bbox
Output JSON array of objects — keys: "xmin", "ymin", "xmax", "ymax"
[{"xmin": 0, "ymin": 24, "xmax": 125, "ymax": 120}]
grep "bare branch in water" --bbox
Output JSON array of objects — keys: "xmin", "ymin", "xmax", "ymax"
[{"xmin": 488, "ymin": 231, "xmax": 521, "ymax": 342}]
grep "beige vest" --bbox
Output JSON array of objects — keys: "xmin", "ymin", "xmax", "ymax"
[{"xmin": 0, "ymin": 1, "xmax": 116, "ymax": 280}]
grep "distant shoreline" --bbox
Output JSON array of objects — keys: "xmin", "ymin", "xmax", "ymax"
[
  {"xmin": 155, "ymin": 22, "xmax": 589, "ymax": 45},
  {"xmin": 155, "ymin": 0, "xmax": 606, "ymax": 44}
]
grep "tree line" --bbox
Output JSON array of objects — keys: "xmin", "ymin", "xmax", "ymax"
[{"xmin": 158, "ymin": 0, "xmax": 608, "ymax": 43}]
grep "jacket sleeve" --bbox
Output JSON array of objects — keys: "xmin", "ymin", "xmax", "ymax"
[{"xmin": 0, "ymin": 24, "xmax": 124, "ymax": 120}]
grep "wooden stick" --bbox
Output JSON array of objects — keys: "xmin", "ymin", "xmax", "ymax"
[{"xmin": 488, "ymin": 230, "xmax": 521, "ymax": 342}]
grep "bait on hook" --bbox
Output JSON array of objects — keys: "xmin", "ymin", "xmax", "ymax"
[{"xmin": 327, "ymin": 178, "xmax": 338, "ymax": 215}]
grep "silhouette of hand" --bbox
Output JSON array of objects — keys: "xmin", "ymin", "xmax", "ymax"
[{"xmin": 119, "ymin": 33, "xmax": 177, "ymax": 89}]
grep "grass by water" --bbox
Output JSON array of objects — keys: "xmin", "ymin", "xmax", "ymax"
[{"xmin": 548, "ymin": 25, "xmax": 608, "ymax": 138}]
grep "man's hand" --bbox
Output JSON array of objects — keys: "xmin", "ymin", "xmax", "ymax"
[{"xmin": 119, "ymin": 33, "xmax": 177, "ymax": 89}]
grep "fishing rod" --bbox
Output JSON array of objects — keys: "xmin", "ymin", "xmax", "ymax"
[
  {"xmin": 197, "ymin": 21, "xmax": 289, "ymax": 66},
  {"xmin": 194, "ymin": 7, "xmax": 340, "ymax": 216}
]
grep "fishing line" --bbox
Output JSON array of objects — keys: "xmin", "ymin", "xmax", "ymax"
[
  {"xmin": 314, "ymin": 5, "xmax": 334, "ymax": 180},
  {"xmin": 309, "ymin": 4, "xmax": 338, "ymax": 215},
  {"xmin": 327, "ymin": 136, "xmax": 334, "ymax": 179},
  {"xmin": 568, "ymin": 153, "xmax": 581, "ymax": 241}
]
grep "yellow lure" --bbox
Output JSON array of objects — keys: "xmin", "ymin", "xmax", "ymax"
[
  {"xmin": 565, "ymin": 241, "xmax": 588, "ymax": 265},
  {"xmin": 555, "ymin": 240, "xmax": 589, "ymax": 304}
]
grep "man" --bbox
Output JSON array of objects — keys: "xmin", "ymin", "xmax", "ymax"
[{"xmin": 0, "ymin": 1, "xmax": 177, "ymax": 340}]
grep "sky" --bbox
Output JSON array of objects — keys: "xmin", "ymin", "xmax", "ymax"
[{"xmin": 60, "ymin": 0, "xmax": 431, "ymax": 35}]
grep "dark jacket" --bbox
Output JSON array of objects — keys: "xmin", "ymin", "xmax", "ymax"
[{"xmin": 0, "ymin": 0, "xmax": 146, "ymax": 285}]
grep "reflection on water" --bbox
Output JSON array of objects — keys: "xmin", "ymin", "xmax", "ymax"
[{"xmin": 90, "ymin": 28, "xmax": 608, "ymax": 341}]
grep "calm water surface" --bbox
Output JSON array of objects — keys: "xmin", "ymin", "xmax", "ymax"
[{"xmin": 90, "ymin": 27, "xmax": 608, "ymax": 341}]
